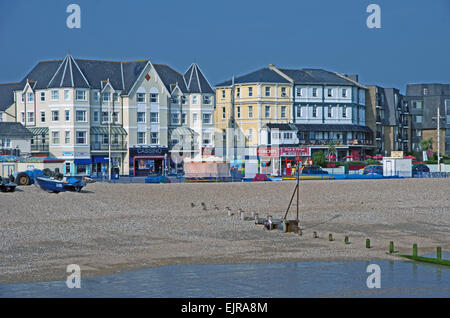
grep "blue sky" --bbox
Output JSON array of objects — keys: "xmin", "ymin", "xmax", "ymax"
[{"xmin": 0, "ymin": 0, "xmax": 449, "ymax": 93}]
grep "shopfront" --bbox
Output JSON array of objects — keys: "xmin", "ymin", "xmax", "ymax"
[
  {"xmin": 73, "ymin": 158, "xmax": 92, "ymax": 176},
  {"xmin": 280, "ymin": 147, "xmax": 311, "ymax": 176},
  {"xmin": 129, "ymin": 146, "xmax": 169, "ymax": 176},
  {"xmin": 256, "ymin": 147, "xmax": 280, "ymax": 175}
]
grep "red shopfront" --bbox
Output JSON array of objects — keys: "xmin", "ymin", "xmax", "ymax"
[{"xmin": 280, "ymin": 147, "xmax": 311, "ymax": 176}]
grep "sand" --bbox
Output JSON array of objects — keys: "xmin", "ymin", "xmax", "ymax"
[{"xmin": 0, "ymin": 178, "xmax": 449, "ymax": 284}]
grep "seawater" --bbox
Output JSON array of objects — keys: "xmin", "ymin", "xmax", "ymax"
[{"xmin": 0, "ymin": 260, "xmax": 449, "ymax": 297}]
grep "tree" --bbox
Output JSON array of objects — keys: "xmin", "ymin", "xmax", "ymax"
[
  {"xmin": 328, "ymin": 141, "xmax": 337, "ymax": 161},
  {"xmin": 420, "ymin": 138, "xmax": 433, "ymax": 151},
  {"xmin": 312, "ymin": 151, "xmax": 326, "ymax": 168}
]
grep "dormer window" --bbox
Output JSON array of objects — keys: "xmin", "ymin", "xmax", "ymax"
[
  {"xmin": 281, "ymin": 87, "xmax": 287, "ymax": 97},
  {"xmin": 51, "ymin": 90, "xmax": 59, "ymax": 101},
  {"xmin": 136, "ymin": 93, "xmax": 145, "ymax": 103},
  {"xmin": 27, "ymin": 92, "xmax": 34, "ymax": 102},
  {"xmin": 102, "ymin": 92, "xmax": 111, "ymax": 102},
  {"xmin": 203, "ymin": 95, "xmax": 211, "ymax": 105}
]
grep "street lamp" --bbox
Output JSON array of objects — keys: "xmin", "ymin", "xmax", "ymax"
[{"xmin": 432, "ymin": 103, "xmax": 445, "ymax": 172}]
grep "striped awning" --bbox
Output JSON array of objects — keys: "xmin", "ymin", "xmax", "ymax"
[
  {"xmin": 27, "ymin": 127, "xmax": 49, "ymax": 136},
  {"xmin": 91, "ymin": 126, "xmax": 128, "ymax": 135},
  {"xmin": 170, "ymin": 127, "xmax": 198, "ymax": 137}
]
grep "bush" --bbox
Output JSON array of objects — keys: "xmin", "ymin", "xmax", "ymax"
[
  {"xmin": 312, "ymin": 151, "xmax": 326, "ymax": 168},
  {"xmin": 425, "ymin": 160, "xmax": 438, "ymax": 164}
]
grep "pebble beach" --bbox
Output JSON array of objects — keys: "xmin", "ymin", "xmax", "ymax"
[{"xmin": 1, "ymin": 178, "xmax": 449, "ymax": 284}]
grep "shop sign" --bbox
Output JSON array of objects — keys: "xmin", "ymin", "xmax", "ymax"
[
  {"xmin": 130, "ymin": 146, "xmax": 169, "ymax": 157},
  {"xmin": 257, "ymin": 148, "xmax": 279, "ymax": 157},
  {"xmin": 280, "ymin": 147, "xmax": 310, "ymax": 157}
]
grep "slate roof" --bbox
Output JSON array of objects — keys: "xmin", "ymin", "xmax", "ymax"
[
  {"xmin": 215, "ymin": 67, "xmax": 291, "ymax": 87},
  {"xmin": 11, "ymin": 55, "xmax": 213, "ymax": 97},
  {"xmin": 215, "ymin": 66, "xmax": 366, "ymax": 89},
  {"xmin": 0, "ymin": 82, "xmax": 20, "ymax": 111},
  {"xmin": 0, "ymin": 122, "xmax": 33, "ymax": 138}
]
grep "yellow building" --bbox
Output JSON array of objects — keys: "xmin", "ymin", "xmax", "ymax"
[{"xmin": 214, "ymin": 64, "xmax": 293, "ymax": 156}]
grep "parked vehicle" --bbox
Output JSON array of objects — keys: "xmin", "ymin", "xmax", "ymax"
[
  {"xmin": 145, "ymin": 174, "xmax": 171, "ymax": 184},
  {"xmin": 36, "ymin": 177, "xmax": 85, "ymax": 193},
  {"xmin": 300, "ymin": 166, "xmax": 329, "ymax": 175},
  {"xmin": 252, "ymin": 173, "xmax": 270, "ymax": 181},
  {"xmin": 412, "ymin": 164, "xmax": 430, "ymax": 177},
  {"xmin": 361, "ymin": 165, "xmax": 383, "ymax": 176},
  {"xmin": 0, "ymin": 177, "xmax": 17, "ymax": 192}
]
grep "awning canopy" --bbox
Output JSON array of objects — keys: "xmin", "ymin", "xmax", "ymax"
[
  {"xmin": 170, "ymin": 127, "xmax": 198, "ymax": 137},
  {"xmin": 91, "ymin": 126, "xmax": 128, "ymax": 135},
  {"xmin": 266, "ymin": 123, "xmax": 373, "ymax": 134},
  {"xmin": 27, "ymin": 127, "xmax": 49, "ymax": 136},
  {"xmin": 92, "ymin": 156, "xmax": 109, "ymax": 163},
  {"xmin": 74, "ymin": 159, "xmax": 92, "ymax": 165}
]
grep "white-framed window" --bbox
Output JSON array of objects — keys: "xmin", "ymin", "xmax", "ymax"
[
  {"xmin": 193, "ymin": 113, "xmax": 198, "ymax": 125},
  {"xmin": 171, "ymin": 96, "xmax": 179, "ymax": 104},
  {"xmin": 76, "ymin": 110, "xmax": 87, "ymax": 122},
  {"xmin": 203, "ymin": 95, "xmax": 211, "ymax": 104},
  {"xmin": 328, "ymin": 106, "xmax": 332, "ymax": 118},
  {"xmin": 237, "ymin": 106, "xmax": 241, "ymax": 119},
  {"xmin": 342, "ymin": 88, "xmax": 347, "ymax": 98},
  {"xmin": 265, "ymin": 105, "xmax": 270, "ymax": 118},
  {"xmin": 281, "ymin": 87, "xmax": 287, "ymax": 97},
  {"xmin": 27, "ymin": 112, "xmax": 34, "ymax": 123},
  {"xmin": 137, "ymin": 93, "xmax": 145, "ymax": 103},
  {"xmin": 64, "ymin": 89, "xmax": 70, "ymax": 101},
  {"xmin": 76, "ymin": 90, "xmax": 86, "ymax": 101},
  {"xmin": 102, "ymin": 134, "xmax": 109, "ymax": 144},
  {"xmin": 52, "ymin": 110, "xmax": 59, "ymax": 121},
  {"xmin": 21, "ymin": 112, "xmax": 25, "ymax": 122},
  {"xmin": 65, "ymin": 131, "xmax": 70, "ymax": 144},
  {"xmin": 265, "ymin": 87, "xmax": 271, "ymax": 97},
  {"xmin": 181, "ymin": 113, "xmax": 187, "ymax": 125},
  {"xmin": 150, "ymin": 112, "xmax": 159, "ymax": 123},
  {"xmin": 151, "ymin": 132, "xmax": 158, "ymax": 144},
  {"xmin": 102, "ymin": 92, "xmax": 110, "ymax": 102},
  {"xmin": 342, "ymin": 106, "xmax": 347, "ymax": 118},
  {"xmin": 222, "ymin": 90, "xmax": 225, "ymax": 99},
  {"xmin": 412, "ymin": 101, "xmax": 423, "ymax": 109},
  {"xmin": 248, "ymin": 87, "xmax": 253, "ymax": 97},
  {"xmin": 202, "ymin": 132, "xmax": 212, "ymax": 145},
  {"xmin": 222, "ymin": 107, "xmax": 226, "ymax": 119},
  {"xmin": 283, "ymin": 132, "xmax": 293, "ymax": 139},
  {"xmin": 93, "ymin": 91, "xmax": 99, "ymax": 102},
  {"xmin": 416, "ymin": 115, "xmax": 423, "ymax": 123},
  {"xmin": 137, "ymin": 132, "xmax": 146, "ymax": 144},
  {"xmin": 76, "ymin": 131, "xmax": 86, "ymax": 144},
  {"xmin": 181, "ymin": 95, "xmax": 186, "ymax": 104},
  {"xmin": 93, "ymin": 111, "xmax": 99, "ymax": 123},
  {"xmin": 51, "ymin": 90, "xmax": 59, "ymax": 101},
  {"xmin": 236, "ymin": 87, "xmax": 240, "ymax": 98},
  {"xmin": 1, "ymin": 138, "xmax": 11, "ymax": 148},
  {"xmin": 27, "ymin": 92, "xmax": 34, "ymax": 102},
  {"xmin": 113, "ymin": 93, "xmax": 119, "ymax": 102},
  {"xmin": 327, "ymin": 88, "xmax": 332, "ymax": 97},
  {"xmin": 52, "ymin": 131, "xmax": 60, "ymax": 145},
  {"xmin": 150, "ymin": 93, "xmax": 158, "ymax": 103},
  {"xmin": 248, "ymin": 106, "xmax": 253, "ymax": 118},
  {"xmin": 423, "ymin": 88, "xmax": 428, "ymax": 96},
  {"xmin": 203, "ymin": 113, "xmax": 212, "ymax": 124},
  {"xmin": 248, "ymin": 129, "xmax": 253, "ymax": 142},
  {"xmin": 137, "ymin": 112, "xmax": 146, "ymax": 123},
  {"xmin": 65, "ymin": 110, "xmax": 70, "ymax": 121},
  {"xmin": 296, "ymin": 87, "xmax": 302, "ymax": 97},
  {"xmin": 102, "ymin": 112, "xmax": 108, "ymax": 123},
  {"xmin": 192, "ymin": 95, "xmax": 198, "ymax": 105},
  {"xmin": 21, "ymin": 93, "xmax": 24, "ymax": 103},
  {"xmin": 312, "ymin": 88, "xmax": 318, "ymax": 97},
  {"xmin": 313, "ymin": 105, "xmax": 317, "ymax": 117},
  {"xmin": 171, "ymin": 112, "xmax": 180, "ymax": 125},
  {"xmin": 281, "ymin": 106, "xmax": 286, "ymax": 118},
  {"xmin": 40, "ymin": 91, "xmax": 45, "ymax": 101},
  {"xmin": 113, "ymin": 112, "xmax": 119, "ymax": 123}
]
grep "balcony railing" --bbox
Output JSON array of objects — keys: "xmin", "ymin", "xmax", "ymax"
[
  {"xmin": 298, "ymin": 139, "xmax": 374, "ymax": 146},
  {"xmin": 90, "ymin": 142, "xmax": 127, "ymax": 151},
  {"xmin": 31, "ymin": 144, "xmax": 49, "ymax": 152}
]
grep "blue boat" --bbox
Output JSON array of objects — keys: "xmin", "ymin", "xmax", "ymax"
[{"xmin": 36, "ymin": 177, "xmax": 85, "ymax": 193}]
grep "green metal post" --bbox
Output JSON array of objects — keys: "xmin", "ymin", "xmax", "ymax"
[
  {"xmin": 437, "ymin": 246, "xmax": 442, "ymax": 260},
  {"xmin": 413, "ymin": 243, "xmax": 418, "ymax": 257},
  {"xmin": 366, "ymin": 239, "xmax": 370, "ymax": 249}
]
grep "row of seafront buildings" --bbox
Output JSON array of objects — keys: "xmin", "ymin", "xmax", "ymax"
[{"xmin": 1, "ymin": 55, "xmax": 449, "ymax": 177}]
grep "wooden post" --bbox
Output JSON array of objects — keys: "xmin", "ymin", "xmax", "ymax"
[
  {"xmin": 413, "ymin": 243, "xmax": 418, "ymax": 257},
  {"xmin": 313, "ymin": 231, "xmax": 318, "ymax": 238},
  {"xmin": 344, "ymin": 236, "xmax": 349, "ymax": 244},
  {"xmin": 240, "ymin": 212, "xmax": 245, "ymax": 221},
  {"xmin": 328, "ymin": 233, "xmax": 333, "ymax": 241}
]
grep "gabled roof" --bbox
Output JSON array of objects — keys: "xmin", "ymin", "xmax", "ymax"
[
  {"xmin": 0, "ymin": 82, "xmax": 20, "ymax": 111},
  {"xmin": 0, "ymin": 122, "xmax": 33, "ymax": 138},
  {"xmin": 215, "ymin": 67, "xmax": 291, "ymax": 87},
  {"xmin": 153, "ymin": 64, "xmax": 188, "ymax": 94},
  {"xmin": 183, "ymin": 63, "xmax": 214, "ymax": 94}
]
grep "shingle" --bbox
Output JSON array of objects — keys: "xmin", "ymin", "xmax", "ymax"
[
  {"xmin": 215, "ymin": 67, "xmax": 291, "ymax": 87},
  {"xmin": 153, "ymin": 64, "xmax": 188, "ymax": 94},
  {"xmin": 0, "ymin": 122, "xmax": 33, "ymax": 138},
  {"xmin": 0, "ymin": 82, "xmax": 20, "ymax": 111},
  {"xmin": 184, "ymin": 63, "xmax": 214, "ymax": 94}
]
